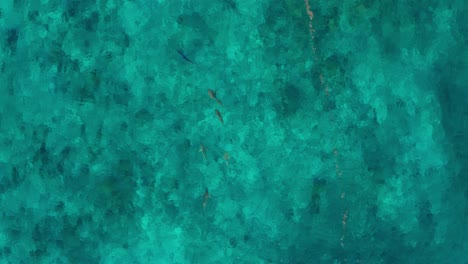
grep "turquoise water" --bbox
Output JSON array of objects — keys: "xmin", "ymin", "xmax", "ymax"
[{"xmin": 0, "ymin": 0, "xmax": 467, "ymax": 263}]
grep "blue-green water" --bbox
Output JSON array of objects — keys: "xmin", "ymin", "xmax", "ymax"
[{"xmin": 0, "ymin": 0, "xmax": 466, "ymax": 263}]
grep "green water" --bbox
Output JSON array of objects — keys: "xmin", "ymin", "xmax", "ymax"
[{"xmin": 0, "ymin": 0, "xmax": 466, "ymax": 263}]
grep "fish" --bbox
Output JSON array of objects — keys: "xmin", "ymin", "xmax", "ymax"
[
  {"xmin": 208, "ymin": 89, "xmax": 223, "ymax": 106},
  {"xmin": 223, "ymin": 152, "xmax": 230, "ymax": 166},
  {"xmin": 177, "ymin": 49, "xmax": 195, "ymax": 64},
  {"xmin": 203, "ymin": 188, "xmax": 210, "ymax": 209},
  {"xmin": 199, "ymin": 144, "xmax": 207, "ymax": 160},
  {"xmin": 215, "ymin": 109, "xmax": 224, "ymax": 124}
]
